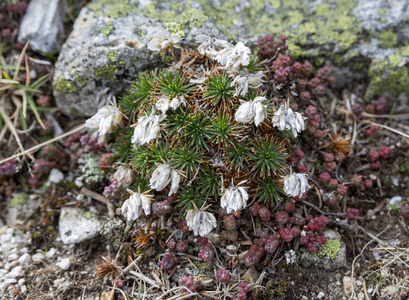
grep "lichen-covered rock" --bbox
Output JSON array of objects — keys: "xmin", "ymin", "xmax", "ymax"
[
  {"xmin": 4, "ymin": 194, "xmax": 41, "ymax": 227},
  {"xmin": 298, "ymin": 229, "xmax": 347, "ymax": 270},
  {"xmin": 54, "ymin": 0, "xmax": 409, "ymax": 117}
]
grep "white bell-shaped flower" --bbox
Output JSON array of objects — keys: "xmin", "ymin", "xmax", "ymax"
[
  {"xmin": 113, "ymin": 165, "xmax": 133, "ymax": 188},
  {"xmin": 231, "ymin": 70, "xmax": 264, "ymax": 97},
  {"xmin": 131, "ymin": 112, "xmax": 165, "ymax": 146},
  {"xmin": 196, "ymin": 35, "xmax": 232, "ymax": 60},
  {"xmin": 156, "ymin": 96, "xmax": 186, "ymax": 114},
  {"xmin": 220, "ymin": 185, "xmax": 249, "ymax": 214},
  {"xmin": 149, "ymin": 164, "xmax": 181, "ymax": 196},
  {"xmin": 121, "ymin": 190, "xmax": 153, "ymax": 221},
  {"xmin": 147, "ymin": 28, "xmax": 182, "ymax": 53},
  {"xmin": 186, "ymin": 208, "xmax": 217, "ymax": 237},
  {"xmin": 234, "ymin": 96, "xmax": 267, "ymax": 127},
  {"xmin": 85, "ymin": 103, "xmax": 122, "ymax": 137},
  {"xmin": 283, "ymin": 173, "xmax": 311, "ymax": 198},
  {"xmin": 272, "ymin": 105, "xmax": 306, "ymax": 137}
]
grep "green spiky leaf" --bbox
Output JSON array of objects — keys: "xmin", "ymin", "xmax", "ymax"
[
  {"xmin": 255, "ymin": 178, "xmax": 283, "ymax": 205},
  {"xmin": 176, "ymin": 185, "xmax": 206, "ymax": 213},
  {"xmin": 203, "ymin": 71, "xmax": 235, "ymax": 106},
  {"xmin": 184, "ymin": 113, "xmax": 212, "ymax": 149},
  {"xmin": 170, "ymin": 146, "xmax": 203, "ymax": 177},
  {"xmin": 198, "ymin": 167, "xmax": 221, "ymax": 198},
  {"xmin": 158, "ymin": 70, "xmax": 194, "ymax": 99},
  {"xmin": 227, "ymin": 142, "xmax": 249, "ymax": 170},
  {"xmin": 209, "ymin": 113, "xmax": 239, "ymax": 145},
  {"xmin": 249, "ymin": 140, "xmax": 287, "ymax": 177}
]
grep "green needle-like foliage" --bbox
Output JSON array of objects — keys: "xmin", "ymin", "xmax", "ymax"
[
  {"xmin": 184, "ymin": 113, "xmax": 212, "ymax": 148},
  {"xmin": 170, "ymin": 146, "xmax": 203, "ymax": 177},
  {"xmin": 158, "ymin": 70, "xmax": 194, "ymax": 98},
  {"xmin": 209, "ymin": 113, "xmax": 239, "ymax": 145},
  {"xmin": 255, "ymin": 178, "xmax": 283, "ymax": 205},
  {"xmin": 198, "ymin": 167, "xmax": 221, "ymax": 198},
  {"xmin": 249, "ymin": 140, "xmax": 287, "ymax": 177},
  {"xmin": 166, "ymin": 107, "xmax": 191, "ymax": 137},
  {"xmin": 148, "ymin": 142, "xmax": 170, "ymax": 165},
  {"xmin": 113, "ymin": 127, "xmax": 134, "ymax": 163},
  {"xmin": 242, "ymin": 55, "xmax": 262, "ymax": 73},
  {"xmin": 130, "ymin": 147, "xmax": 154, "ymax": 176},
  {"xmin": 176, "ymin": 185, "xmax": 206, "ymax": 212},
  {"xmin": 203, "ymin": 72, "xmax": 235, "ymax": 106},
  {"xmin": 227, "ymin": 142, "xmax": 249, "ymax": 170},
  {"xmin": 121, "ymin": 73, "xmax": 155, "ymax": 117}
]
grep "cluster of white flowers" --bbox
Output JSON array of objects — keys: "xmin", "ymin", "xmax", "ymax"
[
  {"xmin": 283, "ymin": 173, "xmax": 310, "ymax": 198},
  {"xmin": 149, "ymin": 164, "xmax": 181, "ymax": 196},
  {"xmin": 186, "ymin": 208, "xmax": 217, "ymax": 237},
  {"xmin": 147, "ymin": 27, "xmax": 182, "ymax": 53},
  {"xmin": 230, "ymin": 70, "xmax": 264, "ymax": 97},
  {"xmin": 272, "ymin": 105, "xmax": 306, "ymax": 137},
  {"xmin": 220, "ymin": 184, "xmax": 249, "ymax": 214},
  {"xmin": 113, "ymin": 165, "xmax": 133, "ymax": 188},
  {"xmin": 235, "ymin": 96, "xmax": 267, "ymax": 127},
  {"xmin": 155, "ymin": 96, "xmax": 186, "ymax": 114},
  {"xmin": 196, "ymin": 35, "xmax": 262, "ymax": 98},
  {"xmin": 84, "ymin": 103, "xmax": 123, "ymax": 138},
  {"xmin": 131, "ymin": 112, "xmax": 165, "ymax": 146},
  {"xmin": 121, "ymin": 190, "xmax": 153, "ymax": 221}
]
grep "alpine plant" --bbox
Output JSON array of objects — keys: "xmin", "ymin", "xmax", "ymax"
[{"xmin": 85, "ymin": 28, "xmax": 311, "ymax": 238}]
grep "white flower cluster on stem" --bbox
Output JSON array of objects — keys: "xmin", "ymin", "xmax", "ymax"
[
  {"xmin": 220, "ymin": 184, "xmax": 249, "ymax": 214},
  {"xmin": 235, "ymin": 96, "xmax": 267, "ymax": 127},
  {"xmin": 155, "ymin": 96, "xmax": 186, "ymax": 114},
  {"xmin": 283, "ymin": 173, "xmax": 310, "ymax": 198},
  {"xmin": 149, "ymin": 164, "xmax": 181, "ymax": 196},
  {"xmin": 131, "ymin": 112, "xmax": 165, "ymax": 146},
  {"xmin": 84, "ymin": 102, "xmax": 123, "ymax": 138},
  {"xmin": 185, "ymin": 208, "xmax": 217, "ymax": 237},
  {"xmin": 121, "ymin": 189, "xmax": 153, "ymax": 221},
  {"xmin": 272, "ymin": 104, "xmax": 306, "ymax": 137}
]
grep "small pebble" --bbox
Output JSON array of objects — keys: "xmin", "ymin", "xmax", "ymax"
[
  {"xmin": 317, "ymin": 292, "xmax": 325, "ymax": 299},
  {"xmin": 56, "ymin": 258, "xmax": 70, "ymax": 270},
  {"xmin": 18, "ymin": 253, "xmax": 31, "ymax": 265}
]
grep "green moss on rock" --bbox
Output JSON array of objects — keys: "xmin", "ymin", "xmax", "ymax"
[
  {"xmin": 55, "ymin": 76, "xmax": 77, "ymax": 93},
  {"xmin": 377, "ymin": 29, "xmax": 398, "ymax": 49},
  {"xmin": 317, "ymin": 239, "xmax": 342, "ymax": 260},
  {"xmin": 95, "ymin": 64, "xmax": 118, "ymax": 80},
  {"xmin": 10, "ymin": 193, "xmax": 28, "ymax": 208},
  {"xmin": 99, "ymin": 21, "xmax": 114, "ymax": 36}
]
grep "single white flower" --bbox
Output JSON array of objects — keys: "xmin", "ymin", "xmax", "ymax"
[
  {"xmin": 231, "ymin": 70, "xmax": 264, "ymax": 97},
  {"xmin": 169, "ymin": 96, "xmax": 186, "ymax": 110},
  {"xmin": 235, "ymin": 96, "xmax": 267, "ymax": 127},
  {"xmin": 220, "ymin": 184, "xmax": 249, "ymax": 214},
  {"xmin": 121, "ymin": 190, "xmax": 153, "ymax": 221},
  {"xmin": 271, "ymin": 105, "xmax": 306, "ymax": 137},
  {"xmin": 131, "ymin": 112, "xmax": 165, "ymax": 146},
  {"xmin": 149, "ymin": 164, "xmax": 181, "ymax": 196},
  {"xmin": 113, "ymin": 165, "xmax": 133, "ymax": 188},
  {"xmin": 186, "ymin": 208, "xmax": 217, "ymax": 237},
  {"xmin": 147, "ymin": 28, "xmax": 182, "ymax": 53},
  {"xmin": 283, "ymin": 173, "xmax": 311, "ymax": 198},
  {"xmin": 85, "ymin": 103, "xmax": 122, "ymax": 137},
  {"xmin": 216, "ymin": 41, "xmax": 251, "ymax": 71}
]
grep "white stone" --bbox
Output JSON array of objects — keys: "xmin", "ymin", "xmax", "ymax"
[
  {"xmin": 8, "ymin": 253, "xmax": 19, "ymax": 262},
  {"xmin": 32, "ymin": 252, "xmax": 45, "ymax": 263},
  {"xmin": 317, "ymin": 292, "xmax": 325, "ymax": 299},
  {"xmin": 56, "ymin": 258, "xmax": 70, "ymax": 270},
  {"xmin": 49, "ymin": 168, "xmax": 64, "ymax": 183},
  {"xmin": 45, "ymin": 247, "xmax": 57, "ymax": 258},
  {"xmin": 18, "ymin": 253, "xmax": 31, "ymax": 265},
  {"xmin": 59, "ymin": 207, "xmax": 101, "ymax": 244},
  {"xmin": 343, "ymin": 276, "xmax": 356, "ymax": 296},
  {"xmin": 18, "ymin": 278, "xmax": 25, "ymax": 286},
  {"xmin": 7, "ymin": 266, "xmax": 23, "ymax": 278}
]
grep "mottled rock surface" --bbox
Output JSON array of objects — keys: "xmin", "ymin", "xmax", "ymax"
[{"xmin": 54, "ymin": 0, "xmax": 409, "ymax": 117}]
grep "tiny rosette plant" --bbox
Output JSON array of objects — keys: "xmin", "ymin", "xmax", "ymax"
[{"xmin": 85, "ymin": 28, "xmax": 310, "ymax": 238}]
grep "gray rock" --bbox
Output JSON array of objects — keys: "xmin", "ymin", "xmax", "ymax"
[
  {"xmin": 299, "ymin": 229, "xmax": 347, "ymax": 270},
  {"xmin": 54, "ymin": 0, "xmax": 409, "ymax": 117},
  {"xmin": 18, "ymin": 0, "xmax": 65, "ymax": 53},
  {"xmin": 4, "ymin": 194, "xmax": 41, "ymax": 227},
  {"xmin": 56, "ymin": 258, "xmax": 71, "ymax": 270},
  {"xmin": 59, "ymin": 207, "xmax": 102, "ymax": 244},
  {"xmin": 48, "ymin": 168, "xmax": 64, "ymax": 184},
  {"xmin": 242, "ymin": 266, "xmax": 260, "ymax": 284}
]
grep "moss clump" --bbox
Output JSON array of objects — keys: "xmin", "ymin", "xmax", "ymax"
[{"xmin": 377, "ymin": 29, "xmax": 398, "ymax": 49}]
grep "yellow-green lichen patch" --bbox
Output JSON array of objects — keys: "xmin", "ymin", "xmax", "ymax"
[
  {"xmin": 95, "ymin": 64, "xmax": 118, "ymax": 80},
  {"xmin": 83, "ymin": 211, "xmax": 96, "ymax": 219},
  {"xmin": 107, "ymin": 51, "xmax": 119, "ymax": 62},
  {"xmin": 10, "ymin": 193, "xmax": 28, "ymax": 208},
  {"xmin": 88, "ymin": 0, "xmax": 137, "ymax": 18},
  {"xmin": 99, "ymin": 21, "xmax": 114, "ymax": 36},
  {"xmin": 366, "ymin": 45, "xmax": 409, "ymax": 98},
  {"xmin": 316, "ymin": 239, "xmax": 342, "ymax": 260},
  {"xmin": 377, "ymin": 29, "xmax": 398, "ymax": 49},
  {"xmin": 55, "ymin": 76, "xmax": 77, "ymax": 93},
  {"xmin": 75, "ymin": 75, "xmax": 87, "ymax": 87}
]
